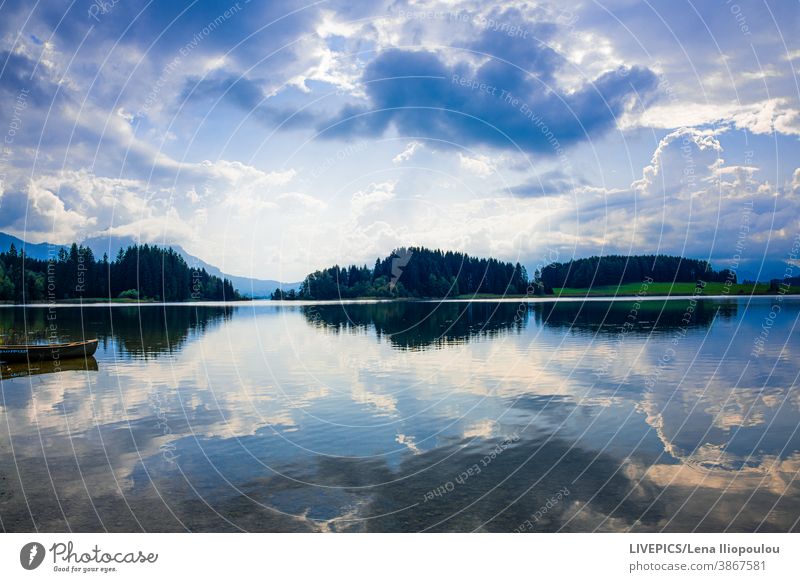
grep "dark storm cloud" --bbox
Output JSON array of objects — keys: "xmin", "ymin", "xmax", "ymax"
[
  {"xmin": 32, "ymin": 0, "xmax": 321, "ymax": 64},
  {"xmin": 466, "ymin": 7, "xmax": 564, "ymax": 85},
  {"xmin": 180, "ymin": 75, "xmax": 317, "ymax": 128},
  {"xmin": 0, "ymin": 1, "xmax": 327, "ymax": 115},
  {"xmin": 0, "ymin": 1, "xmax": 328, "ymax": 179},
  {"xmin": 320, "ymin": 47, "xmax": 658, "ymax": 153}
]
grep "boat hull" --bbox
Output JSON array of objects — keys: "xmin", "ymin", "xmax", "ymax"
[
  {"xmin": 0, "ymin": 339, "xmax": 99, "ymax": 363},
  {"xmin": 1, "ymin": 356, "xmax": 98, "ymax": 380}
]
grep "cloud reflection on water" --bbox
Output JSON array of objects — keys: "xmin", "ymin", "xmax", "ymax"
[{"xmin": 0, "ymin": 297, "xmax": 797, "ymax": 531}]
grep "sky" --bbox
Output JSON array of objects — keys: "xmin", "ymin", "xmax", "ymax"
[{"xmin": 0, "ymin": 0, "xmax": 798, "ymax": 282}]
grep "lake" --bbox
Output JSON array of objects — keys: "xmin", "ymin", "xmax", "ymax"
[{"xmin": 1, "ymin": 296, "xmax": 798, "ymax": 532}]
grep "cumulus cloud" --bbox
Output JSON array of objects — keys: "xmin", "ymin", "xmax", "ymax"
[
  {"xmin": 458, "ymin": 152, "xmax": 495, "ymax": 177},
  {"xmin": 351, "ymin": 181, "xmax": 396, "ymax": 216},
  {"xmin": 0, "ymin": 170, "xmax": 149, "ymax": 243},
  {"xmin": 544, "ymin": 129, "xmax": 800, "ymax": 278},
  {"xmin": 0, "ymin": 183, "xmax": 88, "ymax": 243},
  {"xmin": 1, "ymin": 0, "xmax": 798, "ymax": 281},
  {"xmin": 320, "ymin": 47, "xmax": 658, "ymax": 153},
  {"xmin": 630, "ymin": 99, "xmax": 800, "ymax": 137},
  {"xmin": 198, "ymin": 160, "xmax": 295, "ymax": 189},
  {"xmin": 0, "ymin": 158, "xmax": 302, "ymax": 247}
]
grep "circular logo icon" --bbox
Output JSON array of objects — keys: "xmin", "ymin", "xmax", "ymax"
[{"xmin": 20, "ymin": 542, "xmax": 46, "ymax": 570}]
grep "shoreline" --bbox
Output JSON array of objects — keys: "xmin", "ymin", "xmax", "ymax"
[{"xmin": 3, "ymin": 294, "xmax": 799, "ymax": 308}]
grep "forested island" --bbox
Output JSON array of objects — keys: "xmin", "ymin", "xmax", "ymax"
[
  {"xmin": 272, "ymin": 248, "xmax": 748, "ymax": 300},
  {"xmin": 271, "ymin": 247, "xmax": 534, "ymax": 300},
  {"xmin": 0, "ymin": 242, "xmax": 240, "ymax": 303},
  {"xmin": 540, "ymin": 255, "xmax": 736, "ymax": 291}
]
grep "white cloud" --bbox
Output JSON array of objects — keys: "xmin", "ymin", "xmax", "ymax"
[
  {"xmin": 2, "ymin": 0, "xmax": 798, "ymax": 283},
  {"xmin": 0, "ymin": 170, "xmax": 153, "ymax": 243},
  {"xmin": 351, "ymin": 181, "xmax": 396, "ymax": 215},
  {"xmin": 393, "ymin": 141, "xmax": 424, "ymax": 164},
  {"xmin": 624, "ymin": 99, "xmax": 800, "ymax": 137},
  {"xmin": 458, "ymin": 152, "xmax": 495, "ymax": 177},
  {"xmin": 545, "ymin": 130, "xmax": 800, "ymax": 267},
  {"xmin": 785, "ymin": 49, "xmax": 800, "ymax": 61},
  {"xmin": 116, "ymin": 107, "xmax": 135, "ymax": 123},
  {"xmin": 0, "ymin": 158, "xmax": 300, "ymax": 247},
  {"xmin": 199, "ymin": 160, "xmax": 296, "ymax": 189},
  {"xmin": 104, "ymin": 206, "xmax": 194, "ymax": 243},
  {"xmin": 276, "ymin": 191, "xmax": 328, "ymax": 211}
]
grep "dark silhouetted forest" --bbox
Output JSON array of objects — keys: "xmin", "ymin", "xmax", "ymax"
[
  {"xmin": 274, "ymin": 247, "xmax": 536, "ymax": 300},
  {"xmin": 276, "ymin": 249, "xmax": 737, "ymax": 300},
  {"xmin": 0, "ymin": 242, "xmax": 239, "ymax": 303},
  {"xmin": 539, "ymin": 255, "xmax": 734, "ymax": 291}
]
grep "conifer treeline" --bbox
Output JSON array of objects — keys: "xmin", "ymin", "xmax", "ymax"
[
  {"xmin": 0, "ymin": 242, "xmax": 239, "ymax": 302},
  {"xmin": 274, "ymin": 247, "xmax": 537, "ymax": 299},
  {"xmin": 274, "ymin": 248, "xmax": 734, "ymax": 300},
  {"xmin": 539, "ymin": 255, "xmax": 735, "ymax": 290}
]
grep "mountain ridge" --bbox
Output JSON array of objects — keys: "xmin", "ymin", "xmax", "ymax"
[{"xmin": 0, "ymin": 231, "xmax": 297, "ymax": 298}]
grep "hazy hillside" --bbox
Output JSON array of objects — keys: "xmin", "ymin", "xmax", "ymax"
[
  {"xmin": 0, "ymin": 232, "xmax": 297, "ymax": 298},
  {"xmin": 0, "ymin": 232, "xmax": 66, "ymax": 261}
]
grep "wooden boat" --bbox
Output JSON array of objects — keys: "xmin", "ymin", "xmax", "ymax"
[
  {"xmin": 1, "ymin": 356, "xmax": 98, "ymax": 380},
  {"xmin": 0, "ymin": 339, "xmax": 98, "ymax": 363}
]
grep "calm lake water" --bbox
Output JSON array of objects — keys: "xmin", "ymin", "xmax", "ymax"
[{"xmin": 1, "ymin": 297, "xmax": 799, "ymax": 532}]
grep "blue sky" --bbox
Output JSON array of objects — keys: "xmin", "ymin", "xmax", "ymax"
[{"xmin": 0, "ymin": 0, "xmax": 798, "ymax": 281}]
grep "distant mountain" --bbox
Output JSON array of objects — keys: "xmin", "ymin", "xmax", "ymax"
[
  {"xmin": 0, "ymin": 231, "xmax": 297, "ymax": 298},
  {"xmin": 173, "ymin": 249, "xmax": 297, "ymax": 299},
  {"xmin": 0, "ymin": 232, "xmax": 66, "ymax": 261}
]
